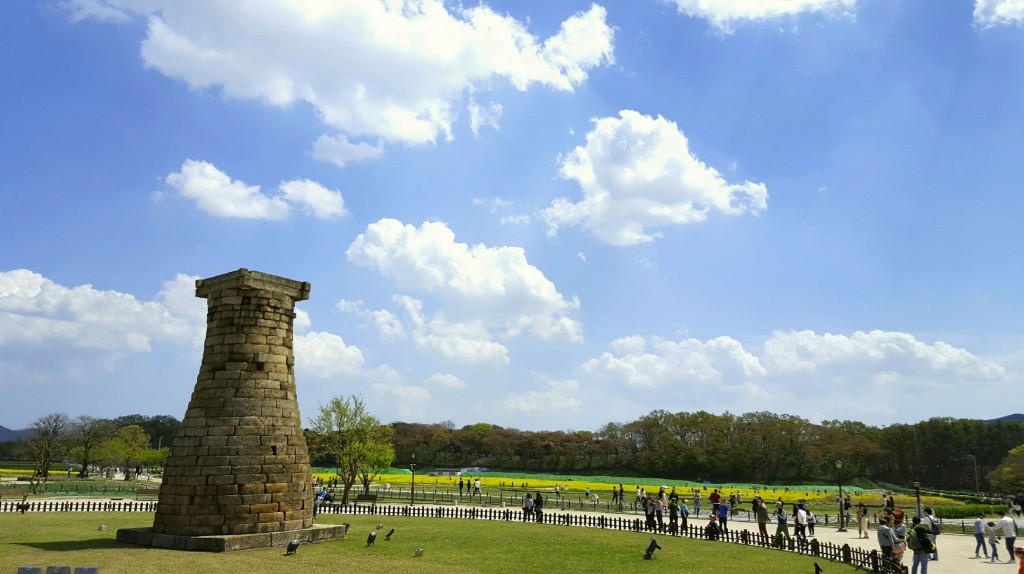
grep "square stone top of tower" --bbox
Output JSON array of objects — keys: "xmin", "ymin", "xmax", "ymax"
[{"xmin": 195, "ymin": 268, "xmax": 311, "ymax": 301}]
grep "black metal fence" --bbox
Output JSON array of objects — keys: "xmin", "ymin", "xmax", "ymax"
[{"xmin": 317, "ymin": 502, "xmax": 907, "ymax": 574}]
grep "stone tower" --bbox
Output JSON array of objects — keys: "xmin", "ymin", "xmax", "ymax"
[{"xmin": 153, "ymin": 269, "xmax": 314, "ymax": 537}]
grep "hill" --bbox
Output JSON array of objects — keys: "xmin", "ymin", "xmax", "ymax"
[
  {"xmin": 986, "ymin": 413, "xmax": 1024, "ymax": 423},
  {"xmin": 0, "ymin": 425, "xmax": 26, "ymax": 442}
]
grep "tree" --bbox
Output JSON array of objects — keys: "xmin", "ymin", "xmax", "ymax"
[
  {"xmin": 68, "ymin": 416, "xmax": 114, "ymax": 477},
  {"xmin": 22, "ymin": 413, "xmax": 69, "ymax": 493},
  {"xmin": 988, "ymin": 444, "xmax": 1024, "ymax": 495},
  {"xmin": 105, "ymin": 425, "xmax": 152, "ymax": 480},
  {"xmin": 307, "ymin": 395, "xmax": 395, "ymax": 504}
]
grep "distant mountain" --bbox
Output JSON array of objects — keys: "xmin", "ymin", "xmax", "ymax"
[
  {"xmin": 986, "ymin": 413, "xmax": 1024, "ymax": 424},
  {"xmin": 0, "ymin": 425, "xmax": 27, "ymax": 442}
]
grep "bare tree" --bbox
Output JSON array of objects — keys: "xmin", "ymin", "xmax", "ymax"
[
  {"xmin": 67, "ymin": 415, "xmax": 114, "ymax": 477},
  {"xmin": 23, "ymin": 413, "xmax": 69, "ymax": 493}
]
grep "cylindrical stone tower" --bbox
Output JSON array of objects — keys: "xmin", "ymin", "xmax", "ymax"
[{"xmin": 152, "ymin": 268, "xmax": 314, "ymax": 537}]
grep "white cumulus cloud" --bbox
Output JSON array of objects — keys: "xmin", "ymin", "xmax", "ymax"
[
  {"xmin": 294, "ymin": 331, "xmax": 365, "ymax": 378},
  {"xmin": 346, "ymin": 218, "xmax": 582, "ymax": 353},
  {"xmin": 311, "ymin": 134, "xmax": 385, "ymax": 168},
  {"xmin": 583, "ymin": 335, "xmax": 765, "ymax": 387},
  {"xmin": 0, "ymin": 269, "xmax": 203, "ymax": 352},
  {"xmin": 280, "ymin": 179, "xmax": 347, "ymax": 219},
  {"xmin": 501, "ymin": 379, "xmax": 581, "ymax": 412},
  {"xmin": 579, "ymin": 330, "xmax": 1008, "ymax": 418},
  {"xmin": 395, "ymin": 294, "xmax": 510, "ymax": 364},
  {"xmin": 664, "ymin": 0, "xmax": 856, "ymax": 33},
  {"xmin": 165, "ymin": 160, "xmax": 345, "ymax": 220},
  {"xmin": 974, "ymin": 0, "xmax": 1024, "ymax": 27},
  {"xmin": 68, "ymin": 0, "xmax": 614, "ymax": 160},
  {"xmin": 542, "ymin": 110, "xmax": 767, "ymax": 245},
  {"xmin": 425, "ymin": 373, "xmax": 467, "ymax": 389}
]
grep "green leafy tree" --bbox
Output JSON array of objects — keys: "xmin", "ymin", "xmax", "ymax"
[
  {"xmin": 105, "ymin": 425, "xmax": 152, "ymax": 480},
  {"xmin": 22, "ymin": 413, "xmax": 69, "ymax": 493},
  {"xmin": 988, "ymin": 444, "xmax": 1024, "ymax": 494},
  {"xmin": 307, "ymin": 395, "xmax": 395, "ymax": 504}
]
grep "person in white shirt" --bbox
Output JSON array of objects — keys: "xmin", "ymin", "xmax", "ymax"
[
  {"xmin": 974, "ymin": 514, "xmax": 989, "ymax": 558},
  {"xmin": 998, "ymin": 511, "xmax": 1017, "ymax": 563}
]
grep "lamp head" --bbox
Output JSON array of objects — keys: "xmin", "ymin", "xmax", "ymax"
[
  {"xmin": 285, "ymin": 539, "xmax": 300, "ymax": 555},
  {"xmin": 367, "ymin": 531, "xmax": 377, "ymax": 546}
]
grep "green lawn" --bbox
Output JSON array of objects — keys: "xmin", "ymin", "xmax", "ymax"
[{"xmin": 1, "ymin": 512, "xmax": 859, "ymax": 574}]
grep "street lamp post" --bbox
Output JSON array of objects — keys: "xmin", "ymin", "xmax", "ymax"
[
  {"xmin": 836, "ymin": 460, "xmax": 847, "ymax": 532},
  {"xmin": 914, "ymin": 481, "xmax": 921, "ymax": 517},
  {"xmin": 966, "ymin": 454, "xmax": 979, "ymax": 494},
  {"xmin": 410, "ymin": 453, "xmax": 416, "ymax": 506}
]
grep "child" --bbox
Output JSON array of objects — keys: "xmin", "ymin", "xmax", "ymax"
[{"xmin": 986, "ymin": 521, "xmax": 1001, "ymax": 562}]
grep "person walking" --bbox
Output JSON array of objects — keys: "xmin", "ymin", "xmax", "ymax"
[
  {"xmin": 922, "ymin": 507, "xmax": 939, "ymax": 561},
  {"xmin": 679, "ymin": 498, "xmax": 690, "ymax": 531},
  {"xmin": 986, "ymin": 521, "xmax": 1002, "ymax": 562},
  {"xmin": 1000, "ymin": 511, "xmax": 1018, "ymax": 563},
  {"xmin": 910, "ymin": 516, "xmax": 930, "ymax": 574},
  {"xmin": 717, "ymin": 499, "xmax": 729, "ymax": 533},
  {"xmin": 857, "ymin": 502, "xmax": 870, "ymax": 539},
  {"xmin": 755, "ymin": 498, "xmax": 770, "ymax": 542},
  {"xmin": 775, "ymin": 501, "xmax": 791, "ymax": 541},
  {"xmin": 534, "ymin": 491, "xmax": 544, "ymax": 522},
  {"xmin": 794, "ymin": 503, "xmax": 808, "ymax": 542},
  {"xmin": 878, "ymin": 516, "xmax": 898, "ymax": 560},
  {"xmin": 974, "ymin": 513, "xmax": 990, "ymax": 558}
]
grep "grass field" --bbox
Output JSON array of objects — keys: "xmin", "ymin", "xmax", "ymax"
[{"xmin": 0, "ymin": 512, "xmax": 860, "ymax": 574}]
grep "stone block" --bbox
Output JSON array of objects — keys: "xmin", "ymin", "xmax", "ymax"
[
  {"xmin": 255, "ymin": 520, "xmax": 284, "ymax": 533},
  {"xmin": 249, "ymin": 503, "xmax": 279, "ymax": 514},
  {"xmin": 240, "ymin": 491, "xmax": 272, "ymax": 503},
  {"xmin": 239, "ymin": 484, "xmax": 266, "ymax": 495},
  {"xmin": 265, "ymin": 482, "xmax": 289, "ymax": 494},
  {"xmin": 224, "ymin": 524, "xmax": 256, "ymax": 535}
]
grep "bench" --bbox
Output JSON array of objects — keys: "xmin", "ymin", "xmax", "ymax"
[
  {"xmin": 1, "ymin": 489, "xmax": 24, "ymax": 501},
  {"xmin": 2, "ymin": 489, "xmax": 30, "ymax": 512},
  {"xmin": 135, "ymin": 488, "xmax": 161, "ymax": 501},
  {"xmin": 355, "ymin": 494, "xmax": 378, "ymax": 503}
]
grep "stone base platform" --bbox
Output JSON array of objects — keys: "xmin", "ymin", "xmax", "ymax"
[{"xmin": 116, "ymin": 524, "xmax": 347, "ymax": 552}]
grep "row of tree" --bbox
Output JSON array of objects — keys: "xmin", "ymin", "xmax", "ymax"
[
  {"xmin": 7, "ymin": 405, "xmax": 1023, "ymax": 497},
  {"xmin": 11, "ymin": 413, "xmax": 171, "ymax": 492},
  {"xmin": 387, "ymin": 411, "xmax": 1024, "ymax": 493}
]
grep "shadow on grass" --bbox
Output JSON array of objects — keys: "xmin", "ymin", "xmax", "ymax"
[{"xmin": 15, "ymin": 538, "xmax": 126, "ymax": 551}]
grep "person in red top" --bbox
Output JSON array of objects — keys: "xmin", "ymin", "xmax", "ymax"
[
  {"xmin": 709, "ymin": 489, "xmax": 722, "ymax": 514},
  {"xmin": 1015, "ymin": 546, "xmax": 1023, "ymax": 573}
]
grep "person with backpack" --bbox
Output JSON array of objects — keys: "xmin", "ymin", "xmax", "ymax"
[
  {"xmin": 909, "ymin": 516, "xmax": 932, "ymax": 574},
  {"xmin": 774, "ymin": 501, "xmax": 792, "ymax": 541},
  {"xmin": 923, "ymin": 507, "xmax": 940, "ymax": 561}
]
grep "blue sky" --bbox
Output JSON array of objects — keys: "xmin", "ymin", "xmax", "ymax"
[{"xmin": 2, "ymin": 0, "xmax": 1022, "ymax": 432}]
